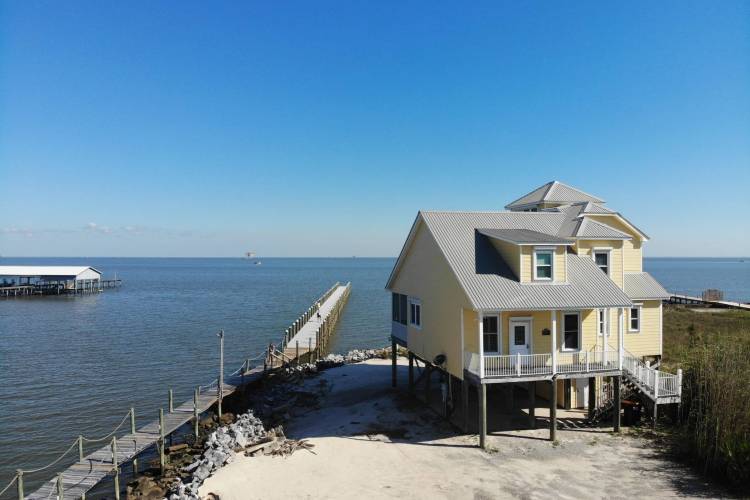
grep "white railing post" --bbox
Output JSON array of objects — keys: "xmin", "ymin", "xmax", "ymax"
[
  {"xmin": 516, "ymin": 353, "xmax": 521, "ymax": 376},
  {"xmin": 654, "ymin": 370, "xmax": 660, "ymax": 399},
  {"xmin": 585, "ymin": 350, "xmax": 589, "ymax": 372},
  {"xmin": 677, "ymin": 369, "xmax": 682, "ymax": 397},
  {"xmin": 550, "ymin": 310, "xmax": 557, "ymax": 374},
  {"xmin": 478, "ymin": 311, "xmax": 484, "ymax": 379},
  {"xmin": 617, "ymin": 308, "xmax": 624, "ymax": 371}
]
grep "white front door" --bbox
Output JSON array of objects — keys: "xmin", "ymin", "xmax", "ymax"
[{"xmin": 509, "ymin": 319, "xmax": 531, "ymax": 356}]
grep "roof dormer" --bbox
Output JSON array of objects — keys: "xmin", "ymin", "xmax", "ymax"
[{"xmin": 505, "ymin": 181, "xmax": 605, "ymax": 212}]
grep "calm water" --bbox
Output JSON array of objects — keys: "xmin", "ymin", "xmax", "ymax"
[{"xmin": 0, "ymin": 256, "xmax": 748, "ymax": 492}]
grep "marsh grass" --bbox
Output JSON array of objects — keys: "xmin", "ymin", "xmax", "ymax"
[{"xmin": 663, "ymin": 306, "xmax": 750, "ymax": 488}]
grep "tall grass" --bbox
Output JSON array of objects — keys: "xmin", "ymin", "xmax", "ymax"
[{"xmin": 663, "ymin": 307, "xmax": 750, "ymax": 488}]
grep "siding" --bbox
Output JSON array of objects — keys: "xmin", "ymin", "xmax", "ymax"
[
  {"xmin": 622, "ymin": 239, "xmax": 643, "ymax": 273},
  {"xmin": 575, "ymin": 240, "xmax": 624, "ymax": 288},
  {"xmin": 623, "ymin": 300, "xmax": 661, "ymax": 357},
  {"xmin": 390, "ymin": 222, "xmax": 472, "ymax": 379},
  {"xmin": 489, "ymin": 238, "xmax": 522, "ymax": 279},
  {"xmin": 519, "ymin": 246, "xmax": 567, "ymax": 283}
]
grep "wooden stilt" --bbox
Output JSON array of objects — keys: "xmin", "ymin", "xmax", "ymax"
[
  {"xmin": 478, "ymin": 384, "xmax": 487, "ymax": 449},
  {"xmin": 408, "ymin": 352, "xmax": 414, "ymax": 394},
  {"xmin": 613, "ymin": 375, "xmax": 621, "ymax": 432},
  {"xmin": 587, "ymin": 377, "xmax": 596, "ymax": 420},
  {"xmin": 424, "ymin": 365, "xmax": 432, "ymax": 405},
  {"xmin": 391, "ymin": 338, "xmax": 397, "ymax": 388},
  {"xmin": 528, "ymin": 381, "xmax": 535, "ymax": 428},
  {"xmin": 462, "ymin": 378, "xmax": 469, "ymax": 432},
  {"xmin": 550, "ymin": 378, "xmax": 557, "ymax": 442}
]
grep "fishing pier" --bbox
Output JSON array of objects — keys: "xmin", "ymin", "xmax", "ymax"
[{"xmin": 1, "ymin": 282, "xmax": 351, "ymax": 500}]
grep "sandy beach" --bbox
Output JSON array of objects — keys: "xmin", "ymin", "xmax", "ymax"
[{"xmin": 199, "ymin": 358, "xmax": 716, "ymax": 500}]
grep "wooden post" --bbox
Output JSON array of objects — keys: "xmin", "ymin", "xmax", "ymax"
[
  {"xmin": 587, "ymin": 377, "xmax": 596, "ymax": 420},
  {"xmin": 130, "ymin": 408, "xmax": 136, "ymax": 434},
  {"xmin": 528, "ymin": 381, "xmax": 535, "ymax": 428},
  {"xmin": 308, "ymin": 337, "xmax": 313, "ymax": 363},
  {"xmin": 550, "ymin": 311, "xmax": 557, "ymax": 374},
  {"xmin": 424, "ymin": 365, "xmax": 431, "ymax": 404},
  {"xmin": 57, "ymin": 473, "xmax": 64, "ymax": 500},
  {"xmin": 169, "ymin": 389, "xmax": 173, "ymax": 413},
  {"xmin": 391, "ymin": 338, "xmax": 397, "ymax": 388},
  {"xmin": 408, "ymin": 352, "xmax": 414, "ymax": 394},
  {"xmin": 296, "ymin": 341, "xmax": 300, "ymax": 365},
  {"xmin": 462, "ymin": 378, "xmax": 469, "ymax": 432},
  {"xmin": 159, "ymin": 408, "xmax": 165, "ymax": 474},
  {"xmin": 550, "ymin": 378, "xmax": 557, "ymax": 441},
  {"xmin": 78, "ymin": 435, "xmax": 84, "ymax": 461},
  {"xmin": 16, "ymin": 470, "xmax": 23, "ymax": 500},
  {"xmin": 194, "ymin": 388, "xmax": 199, "ymax": 439},
  {"xmin": 218, "ymin": 329, "xmax": 224, "ymax": 420},
  {"xmin": 613, "ymin": 376, "xmax": 621, "ymax": 432},
  {"xmin": 478, "ymin": 384, "xmax": 487, "ymax": 449}
]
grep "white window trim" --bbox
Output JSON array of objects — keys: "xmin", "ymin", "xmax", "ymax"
[
  {"xmin": 533, "ymin": 247, "xmax": 555, "ymax": 281},
  {"xmin": 409, "ymin": 298, "xmax": 422, "ymax": 330},
  {"xmin": 629, "ymin": 303, "xmax": 642, "ymax": 333},
  {"xmin": 597, "ymin": 308, "xmax": 609, "ymax": 337},
  {"xmin": 482, "ymin": 314, "xmax": 501, "ymax": 354},
  {"xmin": 561, "ymin": 311, "xmax": 582, "ymax": 352},
  {"xmin": 592, "ymin": 247, "xmax": 612, "ymax": 276}
]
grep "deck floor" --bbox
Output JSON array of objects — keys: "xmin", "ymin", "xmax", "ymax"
[{"xmin": 284, "ymin": 285, "xmax": 348, "ymax": 357}]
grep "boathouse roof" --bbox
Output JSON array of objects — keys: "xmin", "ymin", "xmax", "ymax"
[{"xmin": 0, "ymin": 266, "xmax": 101, "ymax": 279}]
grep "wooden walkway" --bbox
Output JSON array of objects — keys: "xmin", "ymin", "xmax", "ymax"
[
  {"xmin": 283, "ymin": 283, "xmax": 351, "ymax": 359},
  {"xmin": 668, "ymin": 293, "xmax": 750, "ymax": 311},
  {"xmin": 27, "ymin": 369, "xmax": 262, "ymax": 500},
  {"xmin": 19, "ymin": 282, "xmax": 352, "ymax": 500}
]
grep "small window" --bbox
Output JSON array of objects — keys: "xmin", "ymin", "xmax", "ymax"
[
  {"xmin": 483, "ymin": 315, "xmax": 499, "ymax": 353},
  {"xmin": 563, "ymin": 313, "xmax": 580, "ymax": 351},
  {"xmin": 534, "ymin": 250, "xmax": 554, "ymax": 280},
  {"xmin": 409, "ymin": 299, "xmax": 421, "ymax": 329},
  {"xmin": 598, "ymin": 309, "xmax": 608, "ymax": 337},
  {"xmin": 629, "ymin": 305, "xmax": 641, "ymax": 332},
  {"xmin": 594, "ymin": 251, "xmax": 609, "ymax": 275},
  {"xmin": 391, "ymin": 293, "xmax": 407, "ymax": 325}
]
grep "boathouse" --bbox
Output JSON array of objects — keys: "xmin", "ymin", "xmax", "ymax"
[{"xmin": 0, "ymin": 265, "xmax": 102, "ymax": 295}]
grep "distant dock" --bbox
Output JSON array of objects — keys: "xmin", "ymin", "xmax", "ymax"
[{"xmin": 0, "ymin": 266, "xmax": 121, "ymax": 298}]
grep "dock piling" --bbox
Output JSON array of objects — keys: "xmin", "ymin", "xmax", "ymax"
[
  {"xmin": 169, "ymin": 389, "xmax": 173, "ymax": 413},
  {"xmin": 193, "ymin": 388, "xmax": 199, "ymax": 439},
  {"xmin": 159, "ymin": 409, "xmax": 165, "ymax": 474}
]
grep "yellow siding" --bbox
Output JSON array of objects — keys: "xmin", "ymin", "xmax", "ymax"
[
  {"xmin": 463, "ymin": 308, "xmax": 478, "ymax": 353},
  {"xmin": 489, "ymin": 239, "xmax": 521, "ymax": 279},
  {"xmin": 520, "ymin": 246, "xmax": 567, "ymax": 283},
  {"xmin": 574, "ymin": 240, "xmax": 624, "ymax": 288},
  {"xmin": 623, "ymin": 300, "xmax": 661, "ymax": 357},
  {"xmin": 586, "ymin": 215, "xmax": 642, "ymax": 240},
  {"xmin": 492, "ymin": 309, "xmax": 598, "ymax": 354},
  {"xmin": 390, "ymin": 221, "xmax": 471, "ymax": 379},
  {"xmin": 623, "ymin": 239, "xmax": 643, "ymax": 273}
]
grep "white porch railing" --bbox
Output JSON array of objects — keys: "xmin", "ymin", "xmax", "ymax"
[
  {"xmin": 615, "ymin": 344, "xmax": 681, "ymax": 400},
  {"xmin": 466, "ymin": 349, "xmax": 618, "ymax": 379}
]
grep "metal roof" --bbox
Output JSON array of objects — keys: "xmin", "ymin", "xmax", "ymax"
[
  {"xmin": 574, "ymin": 218, "xmax": 632, "ymax": 240},
  {"xmin": 0, "ymin": 266, "xmax": 101, "ymax": 278},
  {"xmin": 477, "ymin": 228, "xmax": 572, "ymax": 245},
  {"xmin": 623, "ymin": 272, "xmax": 670, "ymax": 300},
  {"xmin": 419, "ymin": 211, "xmax": 633, "ymax": 310},
  {"xmin": 505, "ymin": 181, "xmax": 605, "ymax": 210}
]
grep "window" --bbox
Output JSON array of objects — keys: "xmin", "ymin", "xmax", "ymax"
[
  {"xmin": 409, "ymin": 298, "xmax": 421, "ymax": 329},
  {"xmin": 629, "ymin": 305, "xmax": 641, "ymax": 332},
  {"xmin": 534, "ymin": 249, "xmax": 554, "ymax": 280},
  {"xmin": 593, "ymin": 250, "xmax": 610, "ymax": 275},
  {"xmin": 563, "ymin": 313, "xmax": 580, "ymax": 351},
  {"xmin": 391, "ymin": 293, "xmax": 407, "ymax": 325},
  {"xmin": 482, "ymin": 315, "xmax": 499, "ymax": 353},
  {"xmin": 597, "ymin": 309, "xmax": 608, "ymax": 337}
]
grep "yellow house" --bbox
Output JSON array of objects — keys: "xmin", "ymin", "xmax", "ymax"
[{"xmin": 386, "ymin": 181, "xmax": 681, "ymax": 448}]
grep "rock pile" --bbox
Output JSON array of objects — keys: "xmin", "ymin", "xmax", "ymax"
[{"xmin": 167, "ymin": 411, "xmax": 267, "ymax": 500}]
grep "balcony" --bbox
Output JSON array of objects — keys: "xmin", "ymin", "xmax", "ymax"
[{"xmin": 464, "ymin": 348, "xmax": 620, "ymax": 381}]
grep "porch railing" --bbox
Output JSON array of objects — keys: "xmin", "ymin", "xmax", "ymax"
[
  {"xmin": 466, "ymin": 348, "xmax": 619, "ymax": 379},
  {"xmin": 618, "ymin": 344, "xmax": 681, "ymax": 399}
]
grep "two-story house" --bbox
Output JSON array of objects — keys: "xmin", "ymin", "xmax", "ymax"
[{"xmin": 386, "ymin": 181, "xmax": 681, "ymax": 448}]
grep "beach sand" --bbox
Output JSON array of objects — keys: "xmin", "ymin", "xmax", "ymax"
[{"xmin": 199, "ymin": 358, "xmax": 715, "ymax": 499}]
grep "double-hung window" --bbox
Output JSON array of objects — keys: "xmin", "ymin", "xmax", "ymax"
[
  {"xmin": 562, "ymin": 312, "xmax": 580, "ymax": 351},
  {"xmin": 593, "ymin": 250, "xmax": 610, "ymax": 276},
  {"xmin": 534, "ymin": 249, "xmax": 554, "ymax": 280},
  {"xmin": 629, "ymin": 304, "xmax": 641, "ymax": 332},
  {"xmin": 409, "ymin": 298, "xmax": 421, "ymax": 329},
  {"xmin": 597, "ymin": 309, "xmax": 608, "ymax": 337},
  {"xmin": 482, "ymin": 315, "xmax": 499, "ymax": 353}
]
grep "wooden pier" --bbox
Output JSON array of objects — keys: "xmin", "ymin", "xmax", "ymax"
[
  {"xmin": 668, "ymin": 293, "xmax": 750, "ymax": 311},
  {"xmin": 2, "ymin": 282, "xmax": 351, "ymax": 500}
]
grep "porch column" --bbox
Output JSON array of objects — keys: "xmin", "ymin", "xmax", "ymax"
[
  {"xmin": 478, "ymin": 383, "xmax": 487, "ymax": 449},
  {"xmin": 550, "ymin": 310, "xmax": 557, "ymax": 374},
  {"xmin": 618, "ymin": 308, "xmax": 624, "ymax": 370},
  {"xmin": 613, "ymin": 375, "xmax": 621, "ymax": 432},
  {"xmin": 528, "ymin": 381, "xmax": 535, "ymax": 428},
  {"xmin": 587, "ymin": 377, "xmax": 596, "ymax": 420},
  {"xmin": 391, "ymin": 337, "xmax": 397, "ymax": 388},
  {"xmin": 478, "ymin": 311, "xmax": 484, "ymax": 378},
  {"xmin": 549, "ymin": 378, "xmax": 557, "ymax": 441}
]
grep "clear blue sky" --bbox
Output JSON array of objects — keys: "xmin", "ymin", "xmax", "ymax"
[{"xmin": 1, "ymin": 1, "xmax": 748, "ymax": 257}]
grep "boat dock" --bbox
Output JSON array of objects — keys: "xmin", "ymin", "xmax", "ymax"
[
  {"xmin": 0, "ymin": 266, "xmax": 122, "ymax": 298},
  {"xmin": 2, "ymin": 282, "xmax": 351, "ymax": 500},
  {"xmin": 668, "ymin": 293, "xmax": 750, "ymax": 311}
]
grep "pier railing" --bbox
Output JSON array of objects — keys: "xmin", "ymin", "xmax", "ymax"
[{"xmin": 1, "ymin": 282, "xmax": 351, "ymax": 500}]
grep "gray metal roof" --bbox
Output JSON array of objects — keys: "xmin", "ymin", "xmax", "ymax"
[
  {"xmin": 574, "ymin": 218, "xmax": 632, "ymax": 239},
  {"xmin": 420, "ymin": 211, "xmax": 633, "ymax": 310},
  {"xmin": 623, "ymin": 272, "xmax": 670, "ymax": 300},
  {"xmin": 505, "ymin": 181, "xmax": 605, "ymax": 210},
  {"xmin": 477, "ymin": 228, "xmax": 572, "ymax": 245},
  {"xmin": 0, "ymin": 266, "xmax": 101, "ymax": 278}
]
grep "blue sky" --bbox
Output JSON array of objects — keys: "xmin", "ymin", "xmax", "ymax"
[{"xmin": 1, "ymin": 1, "xmax": 748, "ymax": 257}]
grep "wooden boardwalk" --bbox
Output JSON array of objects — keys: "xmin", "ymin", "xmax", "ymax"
[
  {"xmin": 27, "ymin": 370, "xmax": 261, "ymax": 500},
  {"xmin": 668, "ymin": 293, "xmax": 750, "ymax": 311},
  {"xmin": 17, "ymin": 282, "xmax": 351, "ymax": 500},
  {"xmin": 283, "ymin": 283, "xmax": 351, "ymax": 359}
]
